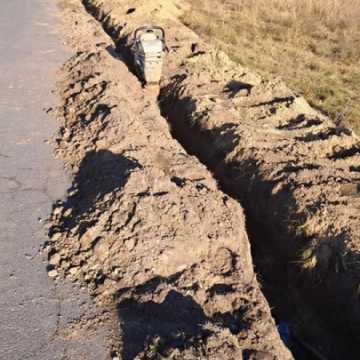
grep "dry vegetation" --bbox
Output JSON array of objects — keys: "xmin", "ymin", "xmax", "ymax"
[{"xmin": 181, "ymin": 0, "xmax": 360, "ymax": 132}]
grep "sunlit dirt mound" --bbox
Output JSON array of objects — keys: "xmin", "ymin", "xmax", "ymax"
[
  {"xmin": 47, "ymin": 1, "xmax": 292, "ymax": 359},
  {"xmin": 78, "ymin": 0, "xmax": 360, "ymax": 358}
]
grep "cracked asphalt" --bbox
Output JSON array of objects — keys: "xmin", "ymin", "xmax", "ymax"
[{"xmin": 0, "ymin": 1, "xmax": 110, "ymax": 359}]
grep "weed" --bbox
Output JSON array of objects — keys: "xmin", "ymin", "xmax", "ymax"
[{"xmin": 180, "ymin": 0, "xmax": 360, "ymax": 133}]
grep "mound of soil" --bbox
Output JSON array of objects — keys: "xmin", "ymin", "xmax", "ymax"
[
  {"xmin": 77, "ymin": 0, "xmax": 360, "ymax": 358},
  {"xmin": 47, "ymin": 1, "xmax": 292, "ymax": 359}
]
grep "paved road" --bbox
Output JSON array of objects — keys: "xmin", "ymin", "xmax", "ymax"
[{"xmin": 0, "ymin": 1, "xmax": 110, "ymax": 359}]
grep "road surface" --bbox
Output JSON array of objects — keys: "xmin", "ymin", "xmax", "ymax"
[{"xmin": 0, "ymin": 1, "xmax": 110, "ymax": 359}]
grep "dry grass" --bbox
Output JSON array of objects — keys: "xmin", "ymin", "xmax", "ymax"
[{"xmin": 181, "ymin": 0, "xmax": 360, "ymax": 132}]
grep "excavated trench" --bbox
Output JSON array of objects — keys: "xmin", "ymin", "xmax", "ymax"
[
  {"xmin": 51, "ymin": 2, "xmax": 297, "ymax": 359},
  {"xmin": 54, "ymin": 1, "xmax": 360, "ymax": 359},
  {"xmin": 157, "ymin": 96, "xmax": 349, "ymax": 360},
  {"xmin": 156, "ymin": 60, "xmax": 360, "ymax": 360}
]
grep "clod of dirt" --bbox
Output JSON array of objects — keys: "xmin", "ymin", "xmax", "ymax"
[
  {"xmin": 47, "ymin": 1, "xmax": 292, "ymax": 359},
  {"xmin": 48, "ymin": 269, "xmax": 58, "ymax": 278}
]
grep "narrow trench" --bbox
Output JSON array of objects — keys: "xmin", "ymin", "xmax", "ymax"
[
  {"xmin": 156, "ymin": 102, "xmax": 319, "ymax": 360},
  {"xmin": 157, "ymin": 96, "xmax": 360, "ymax": 360},
  {"xmin": 80, "ymin": 2, "xmax": 357, "ymax": 359}
]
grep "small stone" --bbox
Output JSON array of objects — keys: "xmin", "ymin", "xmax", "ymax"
[
  {"xmin": 63, "ymin": 129, "xmax": 71, "ymax": 141},
  {"xmin": 111, "ymin": 267, "xmax": 121, "ymax": 277},
  {"xmin": 214, "ymin": 248, "xmax": 234, "ymax": 275},
  {"xmin": 51, "ymin": 233, "xmax": 61, "ymax": 241},
  {"xmin": 80, "ymin": 233, "xmax": 94, "ymax": 250},
  {"xmin": 125, "ymin": 238, "xmax": 136, "ymax": 250},
  {"xmin": 93, "ymin": 238, "xmax": 110, "ymax": 262},
  {"xmin": 60, "ymin": 260, "xmax": 70, "ymax": 270},
  {"xmin": 63, "ymin": 208, "xmax": 72, "ymax": 217},
  {"xmin": 49, "ymin": 253, "xmax": 61, "ymax": 266},
  {"xmin": 69, "ymin": 267, "xmax": 79, "ymax": 276},
  {"xmin": 48, "ymin": 269, "xmax": 58, "ymax": 278},
  {"xmin": 52, "ymin": 207, "xmax": 63, "ymax": 216},
  {"xmin": 237, "ymin": 88, "xmax": 249, "ymax": 97}
]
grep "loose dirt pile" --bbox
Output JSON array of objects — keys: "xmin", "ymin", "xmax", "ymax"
[
  {"xmin": 72, "ymin": 0, "xmax": 360, "ymax": 358},
  {"xmin": 47, "ymin": 1, "xmax": 292, "ymax": 359}
]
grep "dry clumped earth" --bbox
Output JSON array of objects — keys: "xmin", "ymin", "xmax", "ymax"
[
  {"xmin": 76, "ymin": 0, "xmax": 360, "ymax": 358},
  {"xmin": 46, "ymin": 1, "xmax": 292, "ymax": 359},
  {"xmin": 158, "ymin": 6, "xmax": 360, "ymax": 353}
]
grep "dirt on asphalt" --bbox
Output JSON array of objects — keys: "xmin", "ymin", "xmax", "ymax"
[{"xmin": 47, "ymin": 0, "xmax": 360, "ymax": 359}]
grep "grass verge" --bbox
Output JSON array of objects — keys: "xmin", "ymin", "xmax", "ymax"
[{"xmin": 181, "ymin": 0, "xmax": 360, "ymax": 133}]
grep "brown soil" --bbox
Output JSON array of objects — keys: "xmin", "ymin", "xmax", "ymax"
[
  {"xmin": 51, "ymin": 0, "xmax": 360, "ymax": 359},
  {"xmin": 158, "ymin": 22, "xmax": 360, "ymax": 360},
  {"xmin": 46, "ymin": 1, "xmax": 293, "ymax": 359}
]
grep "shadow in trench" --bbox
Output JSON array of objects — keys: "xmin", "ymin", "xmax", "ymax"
[
  {"xmin": 105, "ymin": 42, "xmax": 142, "ymax": 83},
  {"xmin": 158, "ymin": 86, "xmax": 360, "ymax": 360},
  {"xmin": 81, "ymin": 0, "xmax": 143, "ymax": 83}
]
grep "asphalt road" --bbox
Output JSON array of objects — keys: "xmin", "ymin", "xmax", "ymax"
[{"xmin": 0, "ymin": 1, "xmax": 110, "ymax": 359}]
